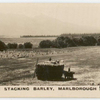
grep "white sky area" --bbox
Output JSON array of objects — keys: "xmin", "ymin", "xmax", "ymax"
[{"xmin": 0, "ymin": 3, "xmax": 100, "ymax": 37}]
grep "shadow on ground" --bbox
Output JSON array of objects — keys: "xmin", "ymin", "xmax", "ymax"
[{"xmin": 37, "ymin": 77, "xmax": 77, "ymax": 81}]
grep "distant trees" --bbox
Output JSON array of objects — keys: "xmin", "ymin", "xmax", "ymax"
[
  {"xmin": 81, "ymin": 36, "xmax": 97, "ymax": 46},
  {"xmin": 39, "ymin": 35, "xmax": 98, "ymax": 48},
  {"xmin": 72, "ymin": 38, "xmax": 84, "ymax": 46},
  {"xmin": 0, "ymin": 35, "xmax": 99, "ymax": 51},
  {"xmin": 7, "ymin": 43, "xmax": 18, "ymax": 49},
  {"xmin": 7, "ymin": 42, "xmax": 33, "ymax": 49},
  {"xmin": 54, "ymin": 36, "xmax": 75, "ymax": 48},
  {"xmin": 18, "ymin": 44, "xmax": 24, "ymax": 49},
  {"xmin": 97, "ymin": 37, "xmax": 100, "ymax": 45},
  {"xmin": 0, "ymin": 40, "xmax": 7, "ymax": 51},
  {"xmin": 39, "ymin": 40, "xmax": 52, "ymax": 48},
  {"xmin": 24, "ymin": 42, "xmax": 33, "ymax": 48}
]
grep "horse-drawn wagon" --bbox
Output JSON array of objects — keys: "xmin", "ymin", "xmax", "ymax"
[{"xmin": 34, "ymin": 58, "xmax": 75, "ymax": 80}]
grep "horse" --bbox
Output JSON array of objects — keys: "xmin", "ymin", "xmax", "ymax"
[{"xmin": 63, "ymin": 71, "xmax": 74, "ymax": 79}]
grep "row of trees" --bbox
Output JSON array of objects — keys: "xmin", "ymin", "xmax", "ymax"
[
  {"xmin": 0, "ymin": 41, "xmax": 33, "ymax": 51},
  {"xmin": 7, "ymin": 42, "xmax": 33, "ymax": 49},
  {"xmin": 1, "ymin": 35, "xmax": 100, "ymax": 51},
  {"xmin": 39, "ymin": 36, "xmax": 99, "ymax": 48}
]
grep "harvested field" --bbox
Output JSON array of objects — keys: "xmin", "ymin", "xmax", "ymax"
[{"xmin": 0, "ymin": 46, "xmax": 100, "ymax": 86}]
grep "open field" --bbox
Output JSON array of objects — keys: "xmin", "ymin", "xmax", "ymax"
[{"xmin": 0, "ymin": 46, "xmax": 100, "ymax": 86}]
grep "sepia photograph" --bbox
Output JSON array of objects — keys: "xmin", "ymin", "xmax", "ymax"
[{"xmin": 0, "ymin": 3, "xmax": 100, "ymax": 88}]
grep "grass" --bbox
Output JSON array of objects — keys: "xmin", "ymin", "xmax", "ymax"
[{"xmin": 0, "ymin": 46, "xmax": 100, "ymax": 86}]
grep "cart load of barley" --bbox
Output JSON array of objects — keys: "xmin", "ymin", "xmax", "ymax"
[{"xmin": 36, "ymin": 60, "xmax": 64, "ymax": 80}]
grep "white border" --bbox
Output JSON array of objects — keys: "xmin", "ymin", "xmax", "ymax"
[
  {"xmin": 0, "ymin": 0, "xmax": 100, "ymax": 3},
  {"xmin": 0, "ymin": 0, "xmax": 99, "ymax": 100}
]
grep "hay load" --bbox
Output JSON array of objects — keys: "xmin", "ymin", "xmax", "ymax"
[{"xmin": 35, "ymin": 59, "xmax": 64, "ymax": 80}]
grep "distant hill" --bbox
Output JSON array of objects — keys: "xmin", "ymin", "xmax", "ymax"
[{"xmin": 0, "ymin": 13, "xmax": 99, "ymax": 38}]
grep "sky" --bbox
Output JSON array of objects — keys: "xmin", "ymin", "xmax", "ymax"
[{"xmin": 0, "ymin": 3, "xmax": 100, "ymax": 37}]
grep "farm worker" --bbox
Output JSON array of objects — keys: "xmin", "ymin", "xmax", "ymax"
[{"xmin": 68, "ymin": 67, "xmax": 70, "ymax": 72}]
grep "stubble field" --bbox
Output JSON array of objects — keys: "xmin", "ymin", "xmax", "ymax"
[{"xmin": 0, "ymin": 46, "xmax": 100, "ymax": 86}]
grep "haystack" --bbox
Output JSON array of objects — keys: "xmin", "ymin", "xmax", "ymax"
[{"xmin": 35, "ymin": 60, "xmax": 64, "ymax": 80}]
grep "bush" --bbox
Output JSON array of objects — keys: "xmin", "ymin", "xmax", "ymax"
[
  {"xmin": 54, "ymin": 36, "xmax": 75, "ymax": 48},
  {"xmin": 24, "ymin": 42, "xmax": 33, "ymax": 48},
  {"xmin": 0, "ymin": 40, "xmax": 7, "ymax": 51},
  {"xmin": 55, "ymin": 37, "xmax": 67, "ymax": 48},
  {"xmin": 39, "ymin": 40, "xmax": 52, "ymax": 48},
  {"xmin": 51, "ymin": 40, "xmax": 60, "ymax": 48},
  {"xmin": 82, "ymin": 36, "xmax": 97, "ymax": 46},
  {"xmin": 18, "ymin": 44, "xmax": 24, "ymax": 49},
  {"xmin": 7, "ymin": 43, "xmax": 18, "ymax": 49},
  {"xmin": 97, "ymin": 37, "xmax": 100, "ymax": 45},
  {"xmin": 72, "ymin": 38, "xmax": 84, "ymax": 46}
]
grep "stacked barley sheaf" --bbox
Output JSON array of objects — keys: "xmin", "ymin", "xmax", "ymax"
[{"xmin": 36, "ymin": 60, "xmax": 64, "ymax": 80}]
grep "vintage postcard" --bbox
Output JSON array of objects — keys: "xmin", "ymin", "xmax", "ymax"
[{"xmin": 0, "ymin": 2, "xmax": 100, "ymax": 98}]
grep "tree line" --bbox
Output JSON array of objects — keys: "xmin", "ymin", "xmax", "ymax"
[
  {"xmin": 0, "ymin": 42, "xmax": 33, "ymax": 51},
  {"xmin": 1, "ymin": 35, "xmax": 100, "ymax": 51},
  {"xmin": 20, "ymin": 35, "xmax": 58, "ymax": 38},
  {"xmin": 39, "ymin": 35, "xmax": 100, "ymax": 48}
]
